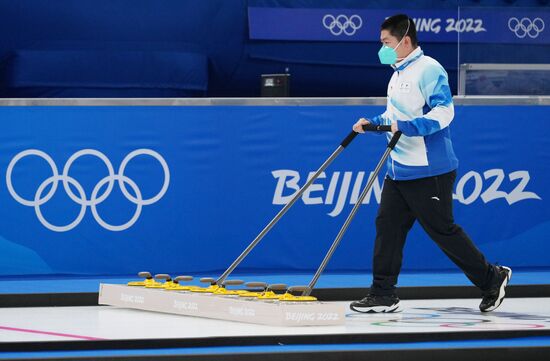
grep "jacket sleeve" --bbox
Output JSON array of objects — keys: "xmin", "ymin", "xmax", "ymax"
[
  {"xmin": 366, "ymin": 111, "xmax": 391, "ymax": 135},
  {"xmin": 370, "ymin": 110, "xmax": 391, "ymax": 126},
  {"xmin": 397, "ymin": 64, "xmax": 454, "ymax": 137}
]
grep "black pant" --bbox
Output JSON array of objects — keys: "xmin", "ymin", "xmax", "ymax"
[{"xmin": 371, "ymin": 170, "xmax": 497, "ymax": 296}]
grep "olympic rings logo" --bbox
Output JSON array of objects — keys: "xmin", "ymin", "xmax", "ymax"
[
  {"xmin": 322, "ymin": 14, "xmax": 363, "ymax": 36},
  {"xmin": 508, "ymin": 17, "xmax": 545, "ymax": 39},
  {"xmin": 6, "ymin": 149, "xmax": 170, "ymax": 232}
]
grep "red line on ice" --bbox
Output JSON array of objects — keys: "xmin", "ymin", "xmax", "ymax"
[{"xmin": 0, "ymin": 325, "xmax": 105, "ymax": 340}]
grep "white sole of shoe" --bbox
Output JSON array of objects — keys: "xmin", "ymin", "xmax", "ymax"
[
  {"xmin": 483, "ymin": 266, "xmax": 512, "ymax": 312},
  {"xmin": 351, "ymin": 302, "xmax": 401, "ymax": 313}
]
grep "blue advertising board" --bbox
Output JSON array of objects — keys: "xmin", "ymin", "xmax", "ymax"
[
  {"xmin": 248, "ymin": 7, "xmax": 549, "ymax": 44},
  {"xmin": 0, "ymin": 104, "xmax": 548, "ymax": 277}
]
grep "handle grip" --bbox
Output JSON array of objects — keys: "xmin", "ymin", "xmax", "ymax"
[
  {"xmin": 154, "ymin": 274, "xmax": 171, "ymax": 281},
  {"xmin": 199, "ymin": 277, "xmax": 216, "ymax": 285},
  {"xmin": 287, "ymin": 285, "xmax": 312, "ymax": 295},
  {"xmin": 363, "ymin": 124, "xmax": 392, "ymax": 132},
  {"xmin": 222, "ymin": 279, "xmax": 245, "ymax": 286},
  {"xmin": 267, "ymin": 283, "xmax": 288, "ymax": 291},
  {"xmin": 388, "ymin": 131, "xmax": 402, "ymax": 149},
  {"xmin": 245, "ymin": 282, "xmax": 268, "ymax": 289},
  {"xmin": 340, "ymin": 124, "xmax": 393, "ymax": 148},
  {"xmin": 138, "ymin": 271, "xmax": 152, "ymax": 279}
]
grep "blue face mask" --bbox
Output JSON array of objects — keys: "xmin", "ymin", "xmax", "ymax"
[
  {"xmin": 378, "ymin": 19, "xmax": 411, "ymax": 65},
  {"xmin": 378, "ymin": 45, "xmax": 399, "ymax": 65}
]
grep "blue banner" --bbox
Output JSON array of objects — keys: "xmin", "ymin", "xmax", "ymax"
[
  {"xmin": 248, "ymin": 7, "xmax": 549, "ymax": 44},
  {"xmin": 0, "ymin": 104, "xmax": 548, "ymax": 277}
]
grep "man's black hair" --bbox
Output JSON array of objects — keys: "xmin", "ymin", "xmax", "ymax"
[{"xmin": 381, "ymin": 14, "xmax": 418, "ymax": 47}]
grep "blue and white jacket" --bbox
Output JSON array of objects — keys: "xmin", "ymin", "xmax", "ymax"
[{"xmin": 370, "ymin": 47, "xmax": 458, "ymax": 181}]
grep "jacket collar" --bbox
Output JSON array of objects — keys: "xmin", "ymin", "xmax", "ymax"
[{"xmin": 392, "ymin": 46, "xmax": 423, "ymax": 72}]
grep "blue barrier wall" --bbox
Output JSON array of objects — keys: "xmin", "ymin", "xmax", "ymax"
[
  {"xmin": 0, "ymin": 0, "xmax": 548, "ymax": 97},
  {"xmin": 0, "ymin": 103, "xmax": 548, "ymax": 277}
]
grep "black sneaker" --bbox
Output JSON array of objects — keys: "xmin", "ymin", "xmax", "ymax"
[
  {"xmin": 479, "ymin": 266, "xmax": 512, "ymax": 312},
  {"xmin": 350, "ymin": 294, "xmax": 400, "ymax": 313}
]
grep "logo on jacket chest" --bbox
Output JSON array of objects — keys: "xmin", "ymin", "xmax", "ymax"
[
  {"xmin": 398, "ymin": 81, "xmax": 412, "ymax": 93},
  {"xmin": 389, "ymin": 81, "xmax": 412, "ymax": 95}
]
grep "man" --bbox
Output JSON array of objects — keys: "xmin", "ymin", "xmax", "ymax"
[{"xmin": 350, "ymin": 14, "xmax": 511, "ymax": 313}]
